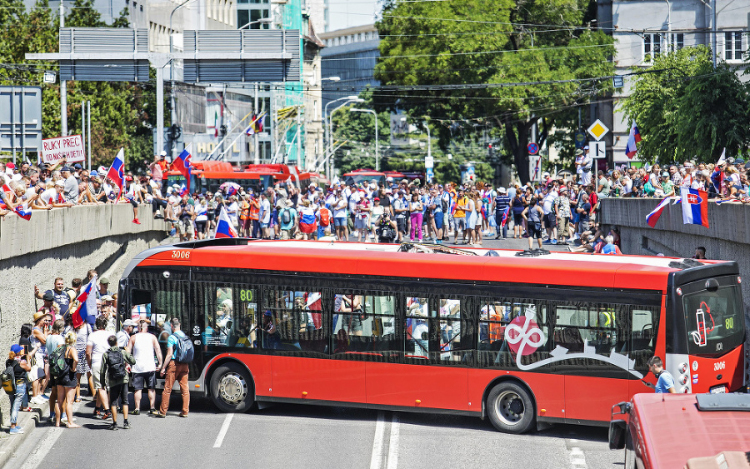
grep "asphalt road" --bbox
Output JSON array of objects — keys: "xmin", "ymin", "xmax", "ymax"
[{"xmin": 8, "ymin": 393, "xmax": 621, "ymax": 469}]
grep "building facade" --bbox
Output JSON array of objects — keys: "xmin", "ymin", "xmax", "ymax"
[
  {"xmin": 319, "ymin": 24, "xmax": 380, "ymax": 109},
  {"xmin": 598, "ymin": 0, "xmax": 749, "ymax": 165}
]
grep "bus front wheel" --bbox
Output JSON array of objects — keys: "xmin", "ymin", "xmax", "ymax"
[
  {"xmin": 210, "ymin": 362, "xmax": 254, "ymax": 413},
  {"xmin": 486, "ymin": 382, "xmax": 535, "ymax": 434}
]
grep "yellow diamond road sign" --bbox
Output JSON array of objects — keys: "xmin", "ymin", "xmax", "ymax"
[{"xmin": 587, "ymin": 119, "xmax": 609, "ymax": 141}]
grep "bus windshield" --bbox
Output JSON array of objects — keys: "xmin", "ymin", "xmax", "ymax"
[
  {"xmin": 344, "ymin": 174, "xmax": 385, "ymax": 187},
  {"xmin": 682, "ymin": 284, "xmax": 743, "ymax": 356}
]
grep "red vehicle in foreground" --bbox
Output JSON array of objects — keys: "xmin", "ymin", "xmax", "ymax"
[
  {"xmin": 117, "ymin": 240, "xmax": 745, "ymax": 433},
  {"xmin": 609, "ymin": 393, "xmax": 750, "ymax": 468}
]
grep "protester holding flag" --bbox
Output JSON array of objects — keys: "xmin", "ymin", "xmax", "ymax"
[{"xmin": 215, "ymin": 205, "xmax": 238, "ymax": 239}]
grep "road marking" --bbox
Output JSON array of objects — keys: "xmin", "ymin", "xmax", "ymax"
[
  {"xmin": 19, "ymin": 426, "xmax": 63, "ymax": 469},
  {"xmin": 213, "ymin": 413, "xmax": 234, "ymax": 448},
  {"xmin": 369, "ymin": 412, "xmax": 386, "ymax": 469},
  {"xmin": 386, "ymin": 414, "xmax": 400, "ymax": 469},
  {"xmin": 569, "ymin": 446, "xmax": 587, "ymax": 469}
]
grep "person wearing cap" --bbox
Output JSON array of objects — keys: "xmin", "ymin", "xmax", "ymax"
[
  {"xmin": 279, "ymin": 199, "xmax": 298, "ymax": 240},
  {"xmin": 492, "ymin": 187, "xmax": 511, "ymax": 240},
  {"xmin": 126, "ymin": 319, "xmax": 163, "ymax": 416},
  {"xmin": 369, "ymin": 196, "xmax": 385, "ymax": 241},
  {"xmin": 38, "ymin": 290, "xmax": 60, "ymax": 323},
  {"xmin": 6, "ymin": 344, "xmax": 32, "ymax": 434},
  {"xmin": 116, "ymin": 319, "xmax": 137, "ymax": 349},
  {"xmin": 60, "ymin": 166, "xmax": 79, "ymax": 204}
]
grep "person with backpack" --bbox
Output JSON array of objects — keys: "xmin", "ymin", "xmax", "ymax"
[
  {"xmin": 5, "ymin": 344, "xmax": 31, "ymax": 434},
  {"xmin": 51, "ymin": 332, "xmax": 79, "ymax": 428},
  {"xmin": 100, "ymin": 335, "xmax": 136, "ymax": 430},
  {"xmin": 156, "ymin": 318, "xmax": 193, "ymax": 418},
  {"xmin": 278, "ymin": 199, "xmax": 298, "ymax": 240}
]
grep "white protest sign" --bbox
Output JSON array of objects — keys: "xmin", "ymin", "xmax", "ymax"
[{"xmin": 42, "ymin": 135, "xmax": 85, "ymax": 164}]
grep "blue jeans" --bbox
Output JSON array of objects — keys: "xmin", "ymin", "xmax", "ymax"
[{"xmin": 10, "ymin": 382, "xmax": 26, "ymax": 425}]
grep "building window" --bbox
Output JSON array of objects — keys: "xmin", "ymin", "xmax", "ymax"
[
  {"xmin": 669, "ymin": 33, "xmax": 683, "ymax": 52},
  {"xmin": 724, "ymin": 31, "xmax": 744, "ymax": 62},
  {"xmin": 237, "ymin": 9, "xmax": 249, "ymax": 28},
  {"xmin": 643, "ymin": 33, "xmax": 662, "ymax": 63}
]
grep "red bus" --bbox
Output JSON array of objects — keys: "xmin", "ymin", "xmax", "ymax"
[
  {"xmin": 117, "ymin": 241, "xmax": 745, "ymax": 433},
  {"xmin": 342, "ymin": 169, "xmax": 386, "ymax": 187},
  {"xmin": 166, "ymin": 163, "xmax": 325, "ymax": 194},
  {"xmin": 609, "ymin": 393, "xmax": 750, "ymax": 468}
]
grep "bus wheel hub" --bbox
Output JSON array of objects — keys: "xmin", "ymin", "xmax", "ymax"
[{"xmin": 218, "ymin": 372, "xmax": 247, "ymax": 405}]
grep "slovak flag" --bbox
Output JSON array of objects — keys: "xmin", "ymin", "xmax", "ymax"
[
  {"xmin": 215, "ymin": 206, "xmax": 238, "ymax": 239},
  {"xmin": 680, "ymin": 187, "xmax": 709, "ymax": 229},
  {"xmin": 14, "ymin": 204, "xmax": 32, "ymax": 220},
  {"xmin": 179, "ymin": 184, "xmax": 188, "ymax": 197},
  {"xmin": 106, "ymin": 148, "xmax": 125, "ymax": 193},
  {"xmin": 625, "ymin": 121, "xmax": 641, "ymax": 159},
  {"xmin": 173, "ymin": 145, "xmax": 193, "ymax": 192},
  {"xmin": 72, "ymin": 276, "xmax": 97, "ymax": 328},
  {"xmin": 645, "ymin": 196, "xmax": 672, "ymax": 228}
]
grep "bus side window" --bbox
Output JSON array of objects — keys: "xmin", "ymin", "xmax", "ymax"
[
  {"xmin": 553, "ymin": 302, "xmax": 624, "ymax": 356},
  {"xmin": 630, "ymin": 307, "xmax": 658, "ymax": 375},
  {"xmin": 262, "ymin": 290, "xmax": 326, "ymax": 355},
  {"xmin": 433, "ymin": 298, "xmax": 473, "ymax": 364},
  {"xmin": 331, "ymin": 293, "xmax": 397, "ymax": 360},
  {"xmin": 405, "ymin": 297, "xmax": 429, "ymax": 360}
]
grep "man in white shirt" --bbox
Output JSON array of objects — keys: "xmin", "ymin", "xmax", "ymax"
[
  {"xmin": 259, "ymin": 192, "xmax": 271, "ymax": 239},
  {"xmin": 542, "ymin": 187, "xmax": 558, "ymax": 244}
]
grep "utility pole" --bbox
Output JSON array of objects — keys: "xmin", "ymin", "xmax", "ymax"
[
  {"xmin": 254, "ymin": 83, "xmax": 260, "ymax": 164},
  {"xmin": 711, "ymin": 0, "xmax": 717, "ymax": 68},
  {"xmin": 60, "ymin": 0, "xmax": 67, "ymax": 136},
  {"xmin": 87, "ymin": 100, "xmax": 91, "ymax": 171}
]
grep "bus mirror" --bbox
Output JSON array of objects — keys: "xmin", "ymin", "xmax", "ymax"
[{"xmin": 608, "ymin": 420, "xmax": 627, "ymax": 450}]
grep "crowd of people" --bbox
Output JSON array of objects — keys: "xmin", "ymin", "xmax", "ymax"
[
  {"xmin": 3, "ymin": 273, "xmax": 191, "ymax": 433},
  {"xmin": 573, "ymin": 145, "xmax": 750, "ymax": 200}
]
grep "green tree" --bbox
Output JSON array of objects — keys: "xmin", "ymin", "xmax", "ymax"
[
  {"xmin": 621, "ymin": 46, "xmax": 750, "ymax": 163},
  {"xmin": 374, "ymin": 0, "xmax": 614, "ymax": 182},
  {"xmin": 0, "ymin": 0, "xmax": 154, "ymax": 170}
]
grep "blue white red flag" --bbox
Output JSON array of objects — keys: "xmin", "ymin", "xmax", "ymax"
[
  {"xmin": 72, "ymin": 276, "xmax": 97, "ymax": 328},
  {"xmin": 106, "ymin": 148, "xmax": 125, "ymax": 194},
  {"xmin": 245, "ymin": 113, "xmax": 267, "ymax": 136},
  {"xmin": 501, "ymin": 207, "xmax": 509, "ymax": 227},
  {"xmin": 14, "ymin": 204, "xmax": 31, "ymax": 220},
  {"xmin": 173, "ymin": 145, "xmax": 193, "ymax": 192},
  {"xmin": 625, "ymin": 121, "xmax": 641, "ymax": 159},
  {"xmin": 215, "ymin": 206, "xmax": 238, "ymax": 239},
  {"xmin": 646, "ymin": 196, "xmax": 671, "ymax": 228},
  {"xmin": 680, "ymin": 187, "xmax": 709, "ymax": 229},
  {"xmin": 179, "ymin": 184, "xmax": 188, "ymax": 197}
]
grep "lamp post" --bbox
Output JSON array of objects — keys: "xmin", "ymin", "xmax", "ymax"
[
  {"xmin": 423, "ymin": 121, "xmax": 433, "ymax": 183},
  {"xmin": 349, "ymin": 108, "xmax": 378, "ymax": 171}
]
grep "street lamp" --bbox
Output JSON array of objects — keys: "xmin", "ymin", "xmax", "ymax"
[
  {"xmin": 322, "ymin": 76, "xmax": 341, "ymax": 82},
  {"xmin": 239, "ymin": 17, "xmax": 273, "ymax": 29},
  {"xmin": 349, "ymin": 108, "xmax": 378, "ymax": 171},
  {"xmin": 323, "ymin": 95, "xmax": 361, "ymax": 174},
  {"xmin": 423, "ymin": 121, "xmax": 432, "ymax": 183}
]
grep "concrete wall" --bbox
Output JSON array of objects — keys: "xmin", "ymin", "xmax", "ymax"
[
  {"xmin": 600, "ymin": 198, "xmax": 750, "ymax": 304},
  {"xmin": 0, "ymin": 205, "xmax": 168, "ymax": 420}
]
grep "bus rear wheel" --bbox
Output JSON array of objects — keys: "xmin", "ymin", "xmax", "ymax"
[
  {"xmin": 210, "ymin": 363, "xmax": 254, "ymax": 413},
  {"xmin": 486, "ymin": 382, "xmax": 535, "ymax": 434}
]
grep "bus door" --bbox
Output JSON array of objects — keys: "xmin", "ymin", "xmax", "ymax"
[
  {"xmin": 628, "ymin": 306, "xmax": 660, "ymax": 397},
  {"xmin": 192, "ymin": 282, "xmax": 272, "ymax": 397},
  {"xmin": 552, "ymin": 302, "xmax": 629, "ymax": 423},
  {"xmin": 263, "ymin": 288, "xmax": 359, "ymax": 402},
  {"xmin": 127, "ymin": 279, "xmax": 196, "ymax": 379},
  {"xmin": 367, "ymin": 295, "xmax": 469, "ymax": 411}
]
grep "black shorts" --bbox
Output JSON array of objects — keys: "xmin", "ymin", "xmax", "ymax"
[
  {"xmin": 195, "ymin": 220, "xmax": 207, "ymax": 233},
  {"xmin": 132, "ymin": 372, "xmax": 156, "ymax": 391},
  {"xmin": 544, "ymin": 212, "xmax": 556, "ymax": 229},
  {"xmin": 529, "ymin": 223, "xmax": 543, "ymax": 239},
  {"xmin": 396, "ymin": 217, "xmax": 407, "ymax": 234},
  {"xmin": 207, "ymin": 212, "xmax": 216, "ymax": 221},
  {"xmin": 109, "ymin": 383, "xmax": 129, "ymax": 408},
  {"xmin": 513, "ymin": 213, "xmax": 524, "ymax": 225}
]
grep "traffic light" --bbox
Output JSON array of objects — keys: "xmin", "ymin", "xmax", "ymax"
[{"xmin": 488, "ymin": 143, "xmax": 494, "ymax": 158}]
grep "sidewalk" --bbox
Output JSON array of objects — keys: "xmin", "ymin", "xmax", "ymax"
[{"xmin": 0, "ymin": 398, "xmax": 48, "ymax": 468}]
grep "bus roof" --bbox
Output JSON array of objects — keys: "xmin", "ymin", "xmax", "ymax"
[
  {"xmin": 631, "ymin": 393, "xmax": 750, "ymax": 467},
  {"xmin": 128, "ymin": 240, "xmax": 732, "ymax": 292}
]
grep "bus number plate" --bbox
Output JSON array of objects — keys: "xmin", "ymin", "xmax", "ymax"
[
  {"xmin": 171, "ymin": 250, "xmax": 190, "ymax": 260},
  {"xmin": 710, "ymin": 385, "xmax": 726, "ymax": 394}
]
